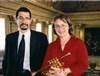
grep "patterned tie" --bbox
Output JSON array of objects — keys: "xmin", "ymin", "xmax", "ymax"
[{"xmin": 17, "ymin": 35, "xmax": 25, "ymax": 70}]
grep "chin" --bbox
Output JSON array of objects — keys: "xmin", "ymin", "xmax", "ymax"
[{"xmin": 59, "ymin": 34, "xmax": 65, "ymax": 37}]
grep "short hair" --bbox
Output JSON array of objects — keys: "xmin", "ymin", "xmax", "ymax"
[
  {"xmin": 53, "ymin": 14, "xmax": 73, "ymax": 35},
  {"xmin": 16, "ymin": 7, "xmax": 31, "ymax": 18}
]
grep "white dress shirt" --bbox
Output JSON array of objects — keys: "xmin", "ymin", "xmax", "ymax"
[{"xmin": 18, "ymin": 29, "xmax": 31, "ymax": 71}]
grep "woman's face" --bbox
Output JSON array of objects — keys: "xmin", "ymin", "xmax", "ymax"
[{"xmin": 54, "ymin": 18, "xmax": 70, "ymax": 37}]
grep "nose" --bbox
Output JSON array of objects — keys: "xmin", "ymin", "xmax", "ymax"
[{"xmin": 21, "ymin": 18, "xmax": 27, "ymax": 23}]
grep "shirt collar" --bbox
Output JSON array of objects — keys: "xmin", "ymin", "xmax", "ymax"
[{"xmin": 19, "ymin": 29, "xmax": 31, "ymax": 38}]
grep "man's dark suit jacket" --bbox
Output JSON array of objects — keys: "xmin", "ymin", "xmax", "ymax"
[{"xmin": 2, "ymin": 30, "xmax": 48, "ymax": 76}]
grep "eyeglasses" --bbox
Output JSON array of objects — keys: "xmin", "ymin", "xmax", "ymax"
[
  {"xmin": 54, "ymin": 25, "xmax": 67, "ymax": 29},
  {"xmin": 17, "ymin": 16, "xmax": 31, "ymax": 20}
]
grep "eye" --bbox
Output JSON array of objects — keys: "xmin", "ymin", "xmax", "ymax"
[
  {"xmin": 18, "ymin": 16, "xmax": 23, "ymax": 20},
  {"xmin": 17, "ymin": 16, "xmax": 30, "ymax": 20},
  {"xmin": 62, "ymin": 25, "xmax": 65, "ymax": 27},
  {"xmin": 25, "ymin": 17, "xmax": 30, "ymax": 20},
  {"xmin": 55, "ymin": 25, "xmax": 59, "ymax": 28}
]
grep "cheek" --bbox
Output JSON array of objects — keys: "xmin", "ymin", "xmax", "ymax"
[
  {"xmin": 67, "ymin": 28, "xmax": 69, "ymax": 32},
  {"xmin": 66, "ymin": 26, "xmax": 69, "ymax": 32},
  {"xmin": 55, "ymin": 29, "xmax": 59, "ymax": 34},
  {"xmin": 16, "ymin": 20, "xmax": 22, "ymax": 24},
  {"xmin": 16, "ymin": 21, "xmax": 20, "ymax": 25},
  {"xmin": 28, "ymin": 20, "xmax": 32, "ymax": 24},
  {"xmin": 29, "ymin": 21, "xmax": 31, "ymax": 24}
]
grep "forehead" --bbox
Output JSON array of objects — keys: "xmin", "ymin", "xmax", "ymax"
[
  {"xmin": 18, "ymin": 12, "xmax": 30, "ymax": 17},
  {"xmin": 54, "ymin": 18, "xmax": 67, "ymax": 25}
]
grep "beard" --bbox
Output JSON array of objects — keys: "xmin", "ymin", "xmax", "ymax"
[{"xmin": 20, "ymin": 23, "xmax": 28, "ymax": 30}]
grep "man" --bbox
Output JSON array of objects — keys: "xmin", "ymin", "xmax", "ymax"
[{"xmin": 2, "ymin": 7, "xmax": 48, "ymax": 76}]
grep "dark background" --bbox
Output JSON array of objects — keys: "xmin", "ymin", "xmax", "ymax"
[{"xmin": 85, "ymin": 28, "xmax": 100, "ymax": 56}]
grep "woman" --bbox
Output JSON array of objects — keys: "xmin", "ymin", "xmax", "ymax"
[{"xmin": 42, "ymin": 14, "xmax": 88, "ymax": 76}]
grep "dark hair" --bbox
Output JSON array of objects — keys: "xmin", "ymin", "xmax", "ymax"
[
  {"xmin": 16, "ymin": 7, "xmax": 31, "ymax": 18},
  {"xmin": 53, "ymin": 14, "xmax": 73, "ymax": 35}
]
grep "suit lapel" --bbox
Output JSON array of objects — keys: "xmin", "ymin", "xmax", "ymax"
[
  {"xmin": 30, "ymin": 30, "xmax": 37, "ymax": 66},
  {"xmin": 13, "ymin": 32, "xmax": 19, "ymax": 59}
]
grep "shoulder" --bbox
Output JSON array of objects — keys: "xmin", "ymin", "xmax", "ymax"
[
  {"xmin": 71, "ymin": 35, "xmax": 85, "ymax": 46},
  {"xmin": 5, "ymin": 31, "xmax": 19, "ymax": 43},
  {"xmin": 48, "ymin": 40, "xmax": 58, "ymax": 48},
  {"xmin": 72, "ymin": 35, "xmax": 84, "ymax": 42},
  {"xmin": 31, "ymin": 30, "xmax": 47, "ymax": 37},
  {"xmin": 6, "ymin": 31, "xmax": 18, "ymax": 38}
]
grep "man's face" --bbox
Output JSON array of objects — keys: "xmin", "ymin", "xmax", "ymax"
[{"xmin": 16, "ymin": 12, "xmax": 32, "ymax": 31}]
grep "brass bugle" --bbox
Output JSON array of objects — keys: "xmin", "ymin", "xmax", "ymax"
[{"xmin": 31, "ymin": 52, "xmax": 71, "ymax": 76}]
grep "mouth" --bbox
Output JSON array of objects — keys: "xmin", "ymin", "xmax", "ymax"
[
  {"xmin": 58, "ymin": 31, "xmax": 64, "ymax": 34},
  {"xmin": 21, "ymin": 23, "xmax": 28, "ymax": 26},
  {"xmin": 20, "ymin": 23, "xmax": 28, "ymax": 30}
]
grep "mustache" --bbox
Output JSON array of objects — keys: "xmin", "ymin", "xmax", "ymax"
[
  {"xmin": 20, "ymin": 23, "xmax": 28, "ymax": 26},
  {"xmin": 20, "ymin": 23, "xmax": 28, "ymax": 30}
]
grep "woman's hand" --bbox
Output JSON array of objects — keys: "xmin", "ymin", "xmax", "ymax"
[{"xmin": 46, "ymin": 67, "xmax": 71, "ymax": 76}]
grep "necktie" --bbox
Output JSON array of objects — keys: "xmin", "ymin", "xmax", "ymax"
[{"xmin": 17, "ymin": 35, "xmax": 25, "ymax": 70}]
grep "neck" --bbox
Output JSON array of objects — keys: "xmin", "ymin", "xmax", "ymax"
[
  {"xmin": 60, "ymin": 34, "xmax": 71, "ymax": 51},
  {"xmin": 20, "ymin": 29, "xmax": 30, "ymax": 34}
]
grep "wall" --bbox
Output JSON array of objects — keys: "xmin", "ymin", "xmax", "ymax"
[{"xmin": 66, "ymin": 12, "xmax": 100, "ymax": 70}]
